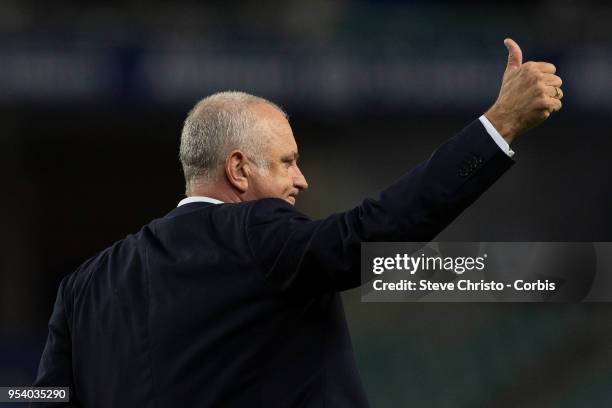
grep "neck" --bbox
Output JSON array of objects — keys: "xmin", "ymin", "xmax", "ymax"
[{"xmin": 187, "ymin": 179, "xmax": 242, "ymax": 203}]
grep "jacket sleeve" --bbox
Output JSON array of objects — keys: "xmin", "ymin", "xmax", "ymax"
[
  {"xmin": 31, "ymin": 275, "xmax": 79, "ymax": 407},
  {"xmin": 245, "ymin": 119, "xmax": 514, "ymax": 294}
]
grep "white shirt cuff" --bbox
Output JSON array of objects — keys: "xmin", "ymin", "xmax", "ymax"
[{"xmin": 478, "ymin": 115, "xmax": 514, "ymax": 158}]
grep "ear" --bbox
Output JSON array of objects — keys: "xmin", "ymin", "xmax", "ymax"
[{"xmin": 224, "ymin": 150, "xmax": 250, "ymax": 193}]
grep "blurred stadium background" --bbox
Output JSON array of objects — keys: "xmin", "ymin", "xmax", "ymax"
[{"xmin": 1, "ymin": 1, "xmax": 612, "ymax": 406}]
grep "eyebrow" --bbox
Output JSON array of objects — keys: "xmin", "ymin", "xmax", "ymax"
[{"xmin": 281, "ymin": 152, "xmax": 299, "ymax": 161}]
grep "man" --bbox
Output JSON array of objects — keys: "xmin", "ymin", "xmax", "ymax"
[{"xmin": 34, "ymin": 39, "xmax": 562, "ymax": 407}]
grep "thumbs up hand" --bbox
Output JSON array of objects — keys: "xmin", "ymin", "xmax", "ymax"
[{"xmin": 485, "ymin": 38, "xmax": 563, "ymax": 144}]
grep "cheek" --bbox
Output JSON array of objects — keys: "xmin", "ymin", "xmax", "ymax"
[
  {"xmin": 254, "ymin": 176, "xmax": 283, "ymax": 196},
  {"xmin": 282, "ymin": 171, "xmax": 295, "ymax": 192},
  {"xmin": 268, "ymin": 168, "xmax": 292, "ymax": 193},
  {"xmin": 273, "ymin": 176, "xmax": 292, "ymax": 195},
  {"xmin": 251, "ymin": 174, "xmax": 272, "ymax": 196}
]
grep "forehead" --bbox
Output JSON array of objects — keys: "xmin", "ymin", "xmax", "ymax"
[{"xmin": 250, "ymin": 103, "xmax": 297, "ymax": 154}]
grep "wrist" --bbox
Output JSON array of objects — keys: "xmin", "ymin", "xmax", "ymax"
[{"xmin": 484, "ymin": 108, "xmax": 517, "ymax": 144}]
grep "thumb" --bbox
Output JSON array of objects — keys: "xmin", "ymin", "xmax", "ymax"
[{"xmin": 504, "ymin": 38, "xmax": 523, "ymax": 70}]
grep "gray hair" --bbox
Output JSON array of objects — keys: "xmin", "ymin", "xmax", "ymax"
[{"xmin": 179, "ymin": 91, "xmax": 286, "ymax": 194}]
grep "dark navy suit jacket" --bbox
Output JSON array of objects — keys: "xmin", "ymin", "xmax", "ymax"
[{"xmin": 33, "ymin": 120, "xmax": 513, "ymax": 407}]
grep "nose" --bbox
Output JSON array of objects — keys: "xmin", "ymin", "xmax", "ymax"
[{"xmin": 293, "ymin": 165, "xmax": 309, "ymax": 191}]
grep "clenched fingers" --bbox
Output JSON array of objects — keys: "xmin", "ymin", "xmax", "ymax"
[
  {"xmin": 533, "ymin": 61, "xmax": 556, "ymax": 74},
  {"xmin": 545, "ymin": 85, "xmax": 564, "ymax": 99},
  {"xmin": 545, "ymin": 97, "xmax": 563, "ymax": 112},
  {"xmin": 551, "ymin": 98, "xmax": 562, "ymax": 112},
  {"xmin": 542, "ymin": 73, "xmax": 562, "ymax": 87}
]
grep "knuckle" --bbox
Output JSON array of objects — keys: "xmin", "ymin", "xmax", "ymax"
[{"xmin": 534, "ymin": 72, "xmax": 544, "ymax": 82}]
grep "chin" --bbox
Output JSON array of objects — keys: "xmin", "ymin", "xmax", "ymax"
[{"xmin": 284, "ymin": 197, "xmax": 296, "ymax": 205}]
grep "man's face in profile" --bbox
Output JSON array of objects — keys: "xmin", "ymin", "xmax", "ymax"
[{"xmin": 246, "ymin": 103, "xmax": 309, "ymax": 205}]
